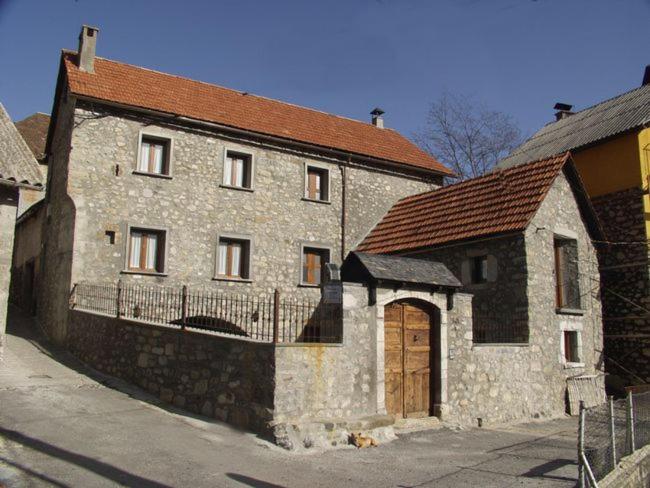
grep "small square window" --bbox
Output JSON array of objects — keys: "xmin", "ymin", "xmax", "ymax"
[
  {"xmin": 563, "ymin": 330, "xmax": 580, "ymax": 363},
  {"xmin": 305, "ymin": 166, "xmax": 329, "ymax": 201},
  {"xmin": 128, "ymin": 228, "xmax": 166, "ymax": 273},
  {"xmin": 138, "ymin": 136, "xmax": 171, "ymax": 176},
  {"xmin": 224, "ymin": 151, "xmax": 253, "ymax": 189},
  {"xmin": 217, "ymin": 237, "xmax": 251, "ymax": 279},
  {"xmin": 470, "ymin": 255, "xmax": 488, "ymax": 284},
  {"xmin": 302, "ymin": 247, "xmax": 330, "ymax": 286}
]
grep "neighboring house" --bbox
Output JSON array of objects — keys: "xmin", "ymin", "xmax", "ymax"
[
  {"xmin": 14, "ymin": 112, "xmax": 50, "ymax": 214},
  {"xmin": 0, "ymin": 102, "xmax": 43, "ymax": 357},
  {"xmin": 39, "ymin": 26, "xmax": 452, "ymax": 345},
  {"xmin": 11, "ymin": 113, "xmax": 50, "ymax": 314},
  {"xmin": 498, "ymin": 67, "xmax": 650, "ymax": 388},
  {"xmin": 355, "ymin": 153, "xmax": 605, "ymax": 424}
]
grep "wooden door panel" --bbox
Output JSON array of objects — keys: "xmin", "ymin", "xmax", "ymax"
[
  {"xmin": 406, "ymin": 350, "xmax": 430, "ymax": 371},
  {"xmin": 405, "ymin": 329, "xmax": 430, "ymax": 347},
  {"xmin": 405, "ymin": 370, "xmax": 430, "ymax": 417},
  {"xmin": 385, "ymin": 372, "xmax": 403, "ymax": 417}
]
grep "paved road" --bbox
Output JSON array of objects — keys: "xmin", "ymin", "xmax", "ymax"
[{"xmin": 0, "ymin": 308, "xmax": 579, "ymax": 487}]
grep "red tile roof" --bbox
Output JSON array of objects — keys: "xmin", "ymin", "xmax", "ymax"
[
  {"xmin": 62, "ymin": 52, "xmax": 452, "ymax": 176},
  {"xmin": 356, "ymin": 153, "xmax": 571, "ymax": 254}
]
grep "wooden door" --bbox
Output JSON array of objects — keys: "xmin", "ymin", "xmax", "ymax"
[{"xmin": 384, "ymin": 301, "xmax": 433, "ymax": 418}]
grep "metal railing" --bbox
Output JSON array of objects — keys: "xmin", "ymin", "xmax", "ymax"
[
  {"xmin": 71, "ymin": 281, "xmax": 342, "ymax": 344},
  {"xmin": 472, "ymin": 312, "xmax": 529, "ymax": 344},
  {"xmin": 578, "ymin": 390, "xmax": 650, "ymax": 487}
]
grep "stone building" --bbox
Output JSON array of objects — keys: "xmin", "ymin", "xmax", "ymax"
[
  {"xmin": 498, "ymin": 69, "xmax": 650, "ymax": 389},
  {"xmin": 0, "ymin": 102, "xmax": 43, "ymax": 358},
  {"xmin": 11, "ymin": 113, "xmax": 50, "ymax": 314},
  {"xmin": 355, "ymin": 154, "xmax": 606, "ymax": 425},
  {"xmin": 39, "ymin": 26, "xmax": 452, "ymax": 345}
]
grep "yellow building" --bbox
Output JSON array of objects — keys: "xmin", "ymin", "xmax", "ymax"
[{"xmin": 499, "ymin": 67, "xmax": 650, "ymax": 388}]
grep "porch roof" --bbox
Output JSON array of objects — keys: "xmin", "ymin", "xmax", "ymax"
[{"xmin": 341, "ymin": 252, "xmax": 461, "ymax": 289}]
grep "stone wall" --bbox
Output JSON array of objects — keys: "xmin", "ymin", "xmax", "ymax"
[
  {"xmin": 592, "ymin": 188, "xmax": 650, "ymax": 385},
  {"xmin": 10, "ymin": 202, "xmax": 45, "ymax": 313},
  {"xmin": 40, "ymin": 99, "xmax": 439, "ymax": 343},
  {"xmin": 0, "ymin": 186, "xmax": 19, "ymax": 360},
  {"xmin": 413, "ymin": 171, "xmax": 604, "ymax": 426},
  {"xmin": 67, "ymin": 309, "xmax": 275, "ymax": 434}
]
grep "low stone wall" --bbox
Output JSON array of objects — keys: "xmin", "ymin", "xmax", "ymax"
[
  {"xmin": 599, "ymin": 444, "xmax": 650, "ymax": 488},
  {"xmin": 67, "ymin": 310, "xmax": 275, "ymax": 435}
]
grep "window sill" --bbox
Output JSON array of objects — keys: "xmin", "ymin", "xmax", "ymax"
[
  {"xmin": 220, "ymin": 184, "xmax": 254, "ymax": 193},
  {"xmin": 301, "ymin": 197, "xmax": 331, "ymax": 205},
  {"xmin": 556, "ymin": 308, "xmax": 585, "ymax": 316},
  {"xmin": 132, "ymin": 171, "xmax": 173, "ymax": 180},
  {"xmin": 298, "ymin": 282, "xmax": 321, "ymax": 288},
  {"xmin": 212, "ymin": 276, "xmax": 253, "ymax": 283},
  {"xmin": 121, "ymin": 270, "xmax": 168, "ymax": 277},
  {"xmin": 563, "ymin": 362, "xmax": 585, "ymax": 369}
]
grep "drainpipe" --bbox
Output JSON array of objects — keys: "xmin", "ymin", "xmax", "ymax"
[{"xmin": 340, "ymin": 158, "xmax": 349, "ymax": 262}]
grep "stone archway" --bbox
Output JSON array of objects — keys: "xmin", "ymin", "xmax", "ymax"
[{"xmin": 383, "ymin": 298, "xmax": 442, "ymax": 419}]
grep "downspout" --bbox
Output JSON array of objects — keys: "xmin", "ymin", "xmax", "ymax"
[{"xmin": 341, "ymin": 157, "xmax": 349, "ymax": 262}]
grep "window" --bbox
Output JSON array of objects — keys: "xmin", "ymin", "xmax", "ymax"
[
  {"xmin": 128, "ymin": 228, "xmax": 166, "ymax": 273},
  {"xmin": 217, "ymin": 237, "xmax": 251, "ymax": 279},
  {"xmin": 563, "ymin": 330, "xmax": 581, "ymax": 364},
  {"xmin": 302, "ymin": 247, "xmax": 330, "ymax": 286},
  {"xmin": 305, "ymin": 166, "xmax": 329, "ymax": 201},
  {"xmin": 554, "ymin": 238, "xmax": 581, "ymax": 310},
  {"xmin": 138, "ymin": 136, "xmax": 170, "ymax": 176},
  {"xmin": 470, "ymin": 255, "xmax": 488, "ymax": 284},
  {"xmin": 223, "ymin": 151, "xmax": 253, "ymax": 189}
]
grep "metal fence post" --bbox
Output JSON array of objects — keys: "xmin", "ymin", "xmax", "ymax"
[
  {"xmin": 273, "ymin": 288, "xmax": 280, "ymax": 343},
  {"xmin": 627, "ymin": 391, "xmax": 635, "ymax": 454},
  {"xmin": 578, "ymin": 400, "xmax": 586, "ymax": 488},
  {"xmin": 181, "ymin": 285, "xmax": 188, "ymax": 331},
  {"xmin": 116, "ymin": 280, "xmax": 122, "ymax": 318},
  {"xmin": 609, "ymin": 395, "xmax": 617, "ymax": 470}
]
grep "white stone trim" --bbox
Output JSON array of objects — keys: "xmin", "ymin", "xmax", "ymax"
[
  {"xmin": 559, "ymin": 319, "xmax": 584, "ymax": 367},
  {"xmin": 122, "ymin": 223, "xmax": 169, "ymax": 275},
  {"xmin": 374, "ymin": 287, "xmax": 449, "ymax": 418},
  {"xmin": 298, "ymin": 241, "xmax": 333, "ymax": 287},
  {"xmin": 302, "ymin": 161, "xmax": 331, "ymax": 203},
  {"xmin": 222, "ymin": 146, "xmax": 255, "ymax": 190},
  {"xmin": 136, "ymin": 128, "xmax": 174, "ymax": 178},
  {"xmin": 214, "ymin": 232, "xmax": 254, "ymax": 281}
]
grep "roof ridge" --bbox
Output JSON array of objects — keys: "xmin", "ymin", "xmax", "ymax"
[{"xmin": 62, "ymin": 50, "xmax": 391, "ymax": 132}]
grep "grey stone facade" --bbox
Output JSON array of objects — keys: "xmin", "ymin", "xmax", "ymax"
[
  {"xmin": 409, "ymin": 172, "xmax": 604, "ymax": 425},
  {"xmin": 592, "ymin": 188, "xmax": 650, "ymax": 386},
  {"xmin": 0, "ymin": 186, "xmax": 19, "ymax": 358},
  {"xmin": 39, "ymin": 97, "xmax": 440, "ymax": 344}
]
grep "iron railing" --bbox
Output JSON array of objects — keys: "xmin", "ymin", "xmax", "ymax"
[
  {"xmin": 472, "ymin": 312, "xmax": 529, "ymax": 344},
  {"xmin": 71, "ymin": 281, "xmax": 342, "ymax": 344}
]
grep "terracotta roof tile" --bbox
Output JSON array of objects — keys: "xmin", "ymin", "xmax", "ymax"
[
  {"xmin": 62, "ymin": 52, "xmax": 452, "ymax": 176},
  {"xmin": 356, "ymin": 153, "xmax": 570, "ymax": 254}
]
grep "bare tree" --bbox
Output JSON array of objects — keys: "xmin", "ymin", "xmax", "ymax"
[{"xmin": 414, "ymin": 92, "xmax": 524, "ymax": 180}]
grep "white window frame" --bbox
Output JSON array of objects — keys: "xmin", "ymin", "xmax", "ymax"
[
  {"xmin": 214, "ymin": 233, "xmax": 253, "ymax": 282},
  {"xmin": 299, "ymin": 242, "xmax": 332, "ymax": 287},
  {"xmin": 221, "ymin": 148, "xmax": 255, "ymax": 191},
  {"xmin": 135, "ymin": 130, "xmax": 173, "ymax": 178},
  {"xmin": 122, "ymin": 224, "xmax": 169, "ymax": 276},
  {"xmin": 559, "ymin": 322, "xmax": 584, "ymax": 368},
  {"xmin": 303, "ymin": 162, "xmax": 331, "ymax": 203}
]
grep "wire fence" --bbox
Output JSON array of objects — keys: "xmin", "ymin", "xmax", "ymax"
[
  {"xmin": 472, "ymin": 312, "xmax": 529, "ymax": 344},
  {"xmin": 579, "ymin": 390, "xmax": 650, "ymax": 486},
  {"xmin": 71, "ymin": 281, "xmax": 342, "ymax": 344}
]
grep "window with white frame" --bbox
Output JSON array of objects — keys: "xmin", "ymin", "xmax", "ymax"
[
  {"xmin": 138, "ymin": 136, "xmax": 171, "ymax": 176},
  {"xmin": 301, "ymin": 246, "xmax": 330, "ymax": 286},
  {"xmin": 216, "ymin": 237, "xmax": 251, "ymax": 279},
  {"xmin": 305, "ymin": 165, "xmax": 329, "ymax": 201},
  {"xmin": 223, "ymin": 150, "xmax": 253, "ymax": 189},
  {"xmin": 128, "ymin": 227, "xmax": 166, "ymax": 273},
  {"xmin": 562, "ymin": 329, "xmax": 582, "ymax": 365}
]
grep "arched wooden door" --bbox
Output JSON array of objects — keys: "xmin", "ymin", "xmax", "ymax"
[{"xmin": 384, "ymin": 300, "xmax": 439, "ymax": 418}]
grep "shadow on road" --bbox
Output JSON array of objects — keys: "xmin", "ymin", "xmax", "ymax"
[
  {"xmin": 0, "ymin": 427, "xmax": 171, "ymax": 488},
  {"xmin": 226, "ymin": 473, "xmax": 287, "ymax": 488}
]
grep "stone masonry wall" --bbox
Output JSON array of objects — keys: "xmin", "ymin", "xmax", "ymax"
[
  {"xmin": 592, "ymin": 188, "xmax": 650, "ymax": 384},
  {"xmin": 64, "ymin": 103, "xmax": 437, "ymax": 299},
  {"xmin": 422, "ymin": 171, "xmax": 604, "ymax": 426},
  {"xmin": 67, "ymin": 309, "xmax": 275, "ymax": 434},
  {"xmin": 0, "ymin": 186, "xmax": 19, "ymax": 360}
]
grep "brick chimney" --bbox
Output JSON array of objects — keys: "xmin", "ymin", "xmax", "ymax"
[
  {"xmin": 371, "ymin": 108, "xmax": 385, "ymax": 128},
  {"xmin": 78, "ymin": 25, "xmax": 99, "ymax": 73}
]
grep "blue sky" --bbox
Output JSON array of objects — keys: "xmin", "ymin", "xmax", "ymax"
[{"xmin": 0, "ymin": 0, "xmax": 648, "ymax": 140}]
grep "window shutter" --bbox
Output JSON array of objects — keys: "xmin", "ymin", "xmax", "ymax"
[{"xmin": 139, "ymin": 143, "xmax": 150, "ymax": 172}]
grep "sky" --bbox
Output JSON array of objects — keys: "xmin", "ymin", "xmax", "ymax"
[{"xmin": 0, "ymin": 0, "xmax": 648, "ymax": 140}]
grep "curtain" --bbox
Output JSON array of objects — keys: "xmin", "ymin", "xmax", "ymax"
[{"xmin": 129, "ymin": 232, "xmax": 142, "ymax": 268}]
